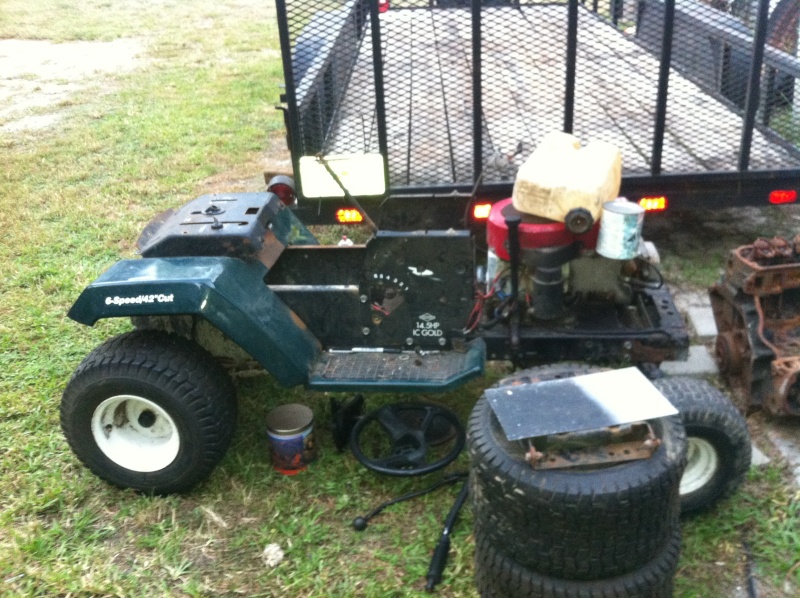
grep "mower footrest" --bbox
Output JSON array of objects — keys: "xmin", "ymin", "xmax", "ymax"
[{"xmin": 307, "ymin": 340, "xmax": 485, "ymax": 392}]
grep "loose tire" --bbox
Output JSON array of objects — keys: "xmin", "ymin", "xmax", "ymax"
[
  {"xmin": 61, "ymin": 331, "xmax": 237, "ymax": 494},
  {"xmin": 468, "ymin": 364, "xmax": 687, "ymax": 580},
  {"xmin": 652, "ymin": 377, "xmax": 751, "ymax": 516},
  {"xmin": 474, "ymin": 528, "xmax": 681, "ymax": 598}
]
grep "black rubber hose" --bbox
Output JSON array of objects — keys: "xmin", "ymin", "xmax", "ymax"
[
  {"xmin": 425, "ymin": 479, "xmax": 470, "ymax": 592},
  {"xmin": 352, "ymin": 472, "xmax": 467, "ymax": 531}
]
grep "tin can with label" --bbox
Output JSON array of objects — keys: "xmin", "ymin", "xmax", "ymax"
[
  {"xmin": 265, "ymin": 404, "xmax": 318, "ymax": 475},
  {"xmin": 596, "ymin": 199, "xmax": 644, "ymax": 260}
]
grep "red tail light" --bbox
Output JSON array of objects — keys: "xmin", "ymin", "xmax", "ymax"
[
  {"xmin": 769, "ymin": 190, "xmax": 797, "ymax": 205},
  {"xmin": 378, "ymin": 0, "xmax": 389, "ymax": 13}
]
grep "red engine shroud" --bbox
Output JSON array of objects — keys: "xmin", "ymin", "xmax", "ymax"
[{"xmin": 486, "ymin": 198, "xmax": 600, "ymax": 260}]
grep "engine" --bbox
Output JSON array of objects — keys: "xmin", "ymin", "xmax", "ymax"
[{"xmin": 480, "ymin": 198, "xmax": 654, "ymax": 327}]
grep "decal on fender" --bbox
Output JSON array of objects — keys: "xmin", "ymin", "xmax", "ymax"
[{"xmin": 105, "ymin": 293, "xmax": 175, "ymax": 306}]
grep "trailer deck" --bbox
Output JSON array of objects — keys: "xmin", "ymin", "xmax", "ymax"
[
  {"xmin": 279, "ymin": 0, "xmax": 800, "ymax": 211},
  {"xmin": 321, "ymin": 5, "xmax": 800, "ymax": 189}
]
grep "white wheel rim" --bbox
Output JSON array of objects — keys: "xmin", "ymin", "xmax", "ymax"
[
  {"xmin": 91, "ymin": 395, "xmax": 180, "ymax": 473},
  {"xmin": 680, "ymin": 437, "xmax": 718, "ymax": 495}
]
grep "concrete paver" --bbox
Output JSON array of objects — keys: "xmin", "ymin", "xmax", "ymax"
[
  {"xmin": 686, "ymin": 306, "xmax": 718, "ymax": 340},
  {"xmin": 660, "ymin": 345, "xmax": 718, "ymax": 376}
]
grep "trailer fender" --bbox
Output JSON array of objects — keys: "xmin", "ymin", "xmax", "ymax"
[{"xmin": 68, "ymin": 257, "xmax": 321, "ymax": 387}]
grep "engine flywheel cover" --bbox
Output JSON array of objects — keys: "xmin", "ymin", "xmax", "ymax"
[{"xmin": 487, "ymin": 199, "xmax": 599, "ymax": 260}]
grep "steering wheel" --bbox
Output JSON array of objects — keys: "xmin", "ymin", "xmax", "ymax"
[{"xmin": 349, "ymin": 402, "xmax": 465, "ymax": 476}]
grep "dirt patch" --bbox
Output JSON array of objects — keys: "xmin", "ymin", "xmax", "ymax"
[{"xmin": 0, "ymin": 38, "xmax": 143, "ymax": 134}]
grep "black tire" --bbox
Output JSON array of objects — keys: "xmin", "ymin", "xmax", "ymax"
[
  {"xmin": 61, "ymin": 330, "xmax": 237, "ymax": 494},
  {"xmin": 468, "ymin": 364, "xmax": 686, "ymax": 580},
  {"xmin": 474, "ymin": 527, "xmax": 680, "ymax": 598},
  {"xmin": 652, "ymin": 377, "xmax": 752, "ymax": 516}
]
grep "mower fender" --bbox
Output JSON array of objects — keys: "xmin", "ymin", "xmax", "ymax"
[{"xmin": 68, "ymin": 257, "xmax": 321, "ymax": 387}]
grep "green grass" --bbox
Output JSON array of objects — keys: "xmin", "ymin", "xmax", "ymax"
[
  {"xmin": 1, "ymin": 1, "xmax": 799, "ymax": 596},
  {"xmin": 644, "ymin": 207, "xmax": 800, "ymax": 289},
  {"xmin": 769, "ymin": 106, "xmax": 800, "ymax": 147},
  {"xmin": 0, "ymin": 0, "xmax": 253, "ymax": 42},
  {"xmin": 677, "ymin": 465, "xmax": 800, "ymax": 596}
]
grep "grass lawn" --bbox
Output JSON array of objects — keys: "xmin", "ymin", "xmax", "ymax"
[{"xmin": 1, "ymin": 1, "xmax": 798, "ymax": 596}]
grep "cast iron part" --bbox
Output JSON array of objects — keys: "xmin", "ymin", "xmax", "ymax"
[
  {"xmin": 710, "ymin": 236, "xmax": 800, "ymax": 415},
  {"xmin": 349, "ymin": 403, "xmax": 465, "ymax": 476}
]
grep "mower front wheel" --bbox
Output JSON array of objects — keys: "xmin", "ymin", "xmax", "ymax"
[{"xmin": 61, "ymin": 330, "xmax": 237, "ymax": 494}]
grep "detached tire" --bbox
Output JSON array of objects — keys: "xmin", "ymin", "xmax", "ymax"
[
  {"xmin": 653, "ymin": 377, "xmax": 751, "ymax": 516},
  {"xmin": 468, "ymin": 364, "xmax": 687, "ymax": 580},
  {"xmin": 475, "ymin": 528, "xmax": 680, "ymax": 598},
  {"xmin": 61, "ymin": 330, "xmax": 237, "ymax": 494}
]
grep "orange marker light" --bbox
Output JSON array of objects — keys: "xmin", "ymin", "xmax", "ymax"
[
  {"xmin": 769, "ymin": 190, "xmax": 797, "ymax": 205},
  {"xmin": 638, "ymin": 196, "xmax": 668, "ymax": 212},
  {"xmin": 473, "ymin": 202, "xmax": 493, "ymax": 220},
  {"xmin": 336, "ymin": 208, "xmax": 364, "ymax": 223}
]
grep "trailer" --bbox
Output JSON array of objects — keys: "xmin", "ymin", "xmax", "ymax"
[{"xmin": 276, "ymin": 0, "xmax": 800, "ymax": 223}]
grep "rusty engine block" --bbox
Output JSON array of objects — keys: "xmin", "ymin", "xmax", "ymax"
[{"xmin": 710, "ymin": 236, "xmax": 800, "ymax": 416}]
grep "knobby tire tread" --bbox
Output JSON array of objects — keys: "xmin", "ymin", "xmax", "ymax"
[
  {"xmin": 61, "ymin": 330, "xmax": 236, "ymax": 494},
  {"xmin": 475, "ymin": 527, "xmax": 680, "ymax": 598}
]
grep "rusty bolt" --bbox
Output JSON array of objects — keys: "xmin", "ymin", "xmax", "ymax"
[
  {"xmin": 525, "ymin": 446, "xmax": 545, "ymax": 466},
  {"xmin": 643, "ymin": 437, "xmax": 662, "ymax": 451}
]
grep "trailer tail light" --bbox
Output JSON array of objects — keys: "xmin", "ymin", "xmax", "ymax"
[
  {"xmin": 638, "ymin": 196, "xmax": 668, "ymax": 212},
  {"xmin": 769, "ymin": 190, "xmax": 797, "ymax": 205},
  {"xmin": 336, "ymin": 208, "xmax": 364, "ymax": 223},
  {"xmin": 378, "ymin": 0, "xmax": 389, "ymax": 12},
  {"xmin": 472, "ymin": 202, "xmax": 493, "ymax": 220}
]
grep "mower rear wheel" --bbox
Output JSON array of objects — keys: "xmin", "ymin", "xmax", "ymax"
[
  {"xmin": 61, "ymin": 330, "xmax": 237, "ymax": 494},
  {"xmin": 468, "ymin": 363, "xmax": 687, "ymax": 580},
  {"xmin": 652, "ymin": 377, "xmax": 751, "ymax": 516}
]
